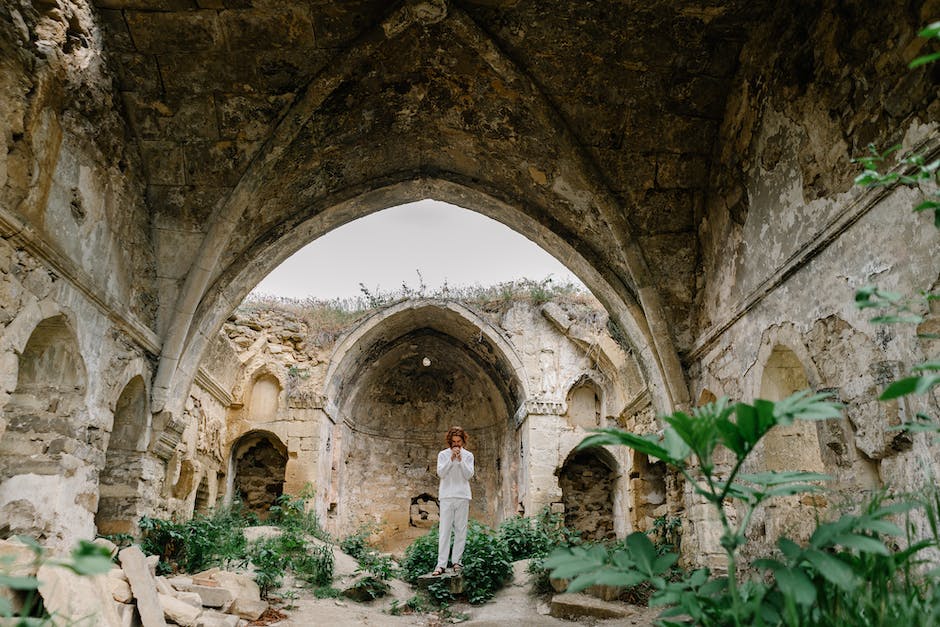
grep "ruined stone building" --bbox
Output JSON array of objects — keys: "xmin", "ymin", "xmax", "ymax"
[{"xmin": 0, "ymin": 0, "xmax": 938, "ymax": 568}]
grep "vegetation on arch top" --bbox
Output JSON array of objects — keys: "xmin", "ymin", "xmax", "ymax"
[{"xmin": 238, "ymin": 277, "xmax": 600, "ymax": 345}]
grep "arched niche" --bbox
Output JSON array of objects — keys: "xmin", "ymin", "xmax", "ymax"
[
  {"xmin": 231, "ymin": 431, "xmax": 287, "ymax": 518},
  {"xmin": 96, "ymin": 376, "xmax": 150, "ymax": 535},
  {"xmin": 248, "ymin": 374, "xmax": 281, "ymax": 422},
  {"xmin": 759, "ymin": 345, "xmax": 824, "ymax": 472},
  {"xmin": 0, "ymin": 314, "xmax": 87, "ymax": 480},
  {"xmin": 564, "ymin": 377, "xmax": 602, "ymax": 429},
  {"xmin": 0, "ymin": 314, "xmax": 89, "ymax": 543},
  {"xmin": 558, "ymin": 447, "xmax": 618, "ymax": 542},
  {"xmin": 326, "ymin": 301, "xmax": 526, "ymax": 547},
  {"xmin": 194, "ymin": 473, "xmax": 213, "ymax": 515}
]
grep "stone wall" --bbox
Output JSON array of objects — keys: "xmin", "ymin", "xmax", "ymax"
[
  {"xmin": 683, "ymin": 1, "xmax": 940, "ymax": 565},
  {"xmin": 200, "ymin": 297, "xmax": 649, "ymax": 549}
]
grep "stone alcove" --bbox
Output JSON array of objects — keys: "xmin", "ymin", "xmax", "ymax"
[
  {"xmin": 324, "ymin": 301, "xmax": 526, "ymax": 548},
  {"xmin": 96, "ymin": 375, "xmax": 150, "ymax": 535},
  {"xmin": 231, "ymin": 431, "xmax": 288, "ymax": 518},
  {"xmin": 558, "ymin": 447, "xmax": 618, "ymax": 542}
]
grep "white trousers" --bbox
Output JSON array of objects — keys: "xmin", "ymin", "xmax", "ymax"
[{"xmin": 437, "ymin": 497, "xmax": 470, "ymax": 569}]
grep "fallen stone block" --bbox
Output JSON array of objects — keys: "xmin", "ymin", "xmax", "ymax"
[
  {"xmin": 119, "ymin": 546, "xmax": 167, "ymax": 627},
  {"xmin": 167, "ymin": 575, "xmax": 194, "ymax": 590},
  {"xmin": 228, "ymin": 597, "xmax": 267, "ymax": 621},
  {"xmin": 0, "ymin": 537, "xmax": 40, "ymax": 614},
  {"xmin": 115, "ymin": 601, "xmax": 138, "ymax": 627},
  {"xmin": 549, "ymin": 592, "xmax": 630, "ymax": 620},
  {"xmin": 196, "ymin": 610, "xmax": 240, "ymax": 627},
  {"xmin": 159, "ymin": 592, "xmax": 201, "ymax": 627},
  {"xmin": 172, "ymin": 582, "xmax": 234, "ymax": 608},
  {"xmin": 94, "ymin": 537, "xmax": 120, "ymax": 559},
  {"xmin": 155, "ymin": 576, "xmax": 175, "ymax": 596},
  {"xmin": 212, "ymin": 571, "xmax": 261, "ymax": 605},
  {"xmin": 110, "ymin": 577, "xmax": 133, "ymax": 603},
  {"xmin": 37, "ymin": 563, "xmax": 123, "ymax": 627},
  {"xmin": 176, "ymin": 590, "xmax": 204, "ymax": 608},
  {"xmin": 416, "ymin": 571, "xmax": 464, "ymax": 594}
]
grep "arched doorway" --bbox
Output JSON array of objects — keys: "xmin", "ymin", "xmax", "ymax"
[
  {"xmin": 96, "ymin": 376, "xmax": 150, "ymax": 535},
  {"xmin": 0, "ymin": 315, "xmax": 89, "ymax": 543},
  {"xmin": 231, "ymin": 431, "xmax": 288, "ymax": 518},
  {"xmin": 324, "ymin": 301, "xmax": 525, "ymax": 548},
  {"xmin": 558, "ymin": 447, "xmax": 618, "ymax": 542}
]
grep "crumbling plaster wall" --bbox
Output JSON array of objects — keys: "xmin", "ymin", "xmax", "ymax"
[
  {"xmin": 686, "ymin": 1, "xmax": 940, "ymax": 566},
  {"xmin": 0, "ymin": 240, "xmax": 158, "ymax": 551}
]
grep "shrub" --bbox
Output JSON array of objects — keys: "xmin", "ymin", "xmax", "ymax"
[
  {"xmin": 340, "ymin": 525, "xmax": 374, "ymax": 561},
  {"xmin": 401, "ymin": 521, "xmax": 513, "ymax": 605},
  {"xmin": 294, "ymin": 542, "xmax": 334, "ymax": 587},
  {"xmin": 496, "ymin": 508, "xmax": 577, "ymax": 560},
  {"xmin": 139, "ymin": 507, "xmax": 251, "ymax": 575}
]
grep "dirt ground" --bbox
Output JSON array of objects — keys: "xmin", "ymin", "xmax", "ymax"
[{"xmin": 271, "ymin": 560, "xmax": 661, "ymax": 627}]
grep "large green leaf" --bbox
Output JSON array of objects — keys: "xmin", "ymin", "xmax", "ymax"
[
  {"xmin": 880, "ymin": 374, "xmax": 940, "ymax": 399},
  {"xmin": 773, "ymin": 391, "xmax": 843, "ymax": 422},
  {"xmin": 0, "ymin": 574, "xmax": 40, "ymax": 590},
  {"xmin": 577, "ymin": 429, "xmax": 673, "ymax": 464},
  {"xmin": 626, "ymin": 532, "xmax": 657, "ymax": 575},
  {"xmin": 802, "ymin": 549, "xmax": 857, "ymax": 590},
  {"xmin": 774, "ymin": 566, "xmax": 817, "ymax": 607},
  {"xmin": 831, "ymin": 533, "xmax": 889, "ymax": 555}
]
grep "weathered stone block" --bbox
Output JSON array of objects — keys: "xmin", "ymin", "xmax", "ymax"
[
  {"xmin": 37, "ymin": 563, "xmax": 123, "ymax": 627},
  {"xmin": 549, "ymin": 593, "xmax": 629, "ymax": 620},
  {"xmin": 118, "ymin": 546, "xmax": 167, "ymax": 627}
]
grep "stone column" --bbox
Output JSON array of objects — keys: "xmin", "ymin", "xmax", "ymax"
[
  {"xmin": 517, "ymin": 398, "xmax": 566, "ymax": 516},
  {"xmin": 284, "ymin": 390, "xmax": 328, "ymax": 499}
]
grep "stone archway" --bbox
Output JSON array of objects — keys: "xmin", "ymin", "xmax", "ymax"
[
  {"xmin": 0, "ymin": 315, "xmax": 89, "ymax": 544},
  {"xmin": 324, "ymin": 300, "xmax": 526, "ymax": 547},
  {"xmin": 96, "ymin": 375, "xmax": 150, "ymax": 535},
  {"xmin": 558, "ymin": 447, "xmax": 618, "ymax": 542},
  {"xmin": 231, "ymin": 431, "xmax": 288, "ymax": 518},
  {"xmin": 759, "ymin": 345, "xmax": 824, "ymax": 473}
]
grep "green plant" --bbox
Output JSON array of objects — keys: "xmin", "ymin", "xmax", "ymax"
[
  {"xmin": 649, "ymin": 515, "xmax": 682, "ymax": 556},
  {"xmin": 352, "ymin": 574, "xmax": 390, "ymax": 600},
  {"xmin": 294, "ymin": 543, "xmax": 335, "ymax": 587},
  {"xmin": 389, "ymin": 594, "xmax": 429, "ymax": 615},
  {"xmin": 544, "ymin": 391, "xmax": 844, "ymax": 626},
  {"xmin": 401, "ymin": 521, "xmax": 513, "ymax": 604},
  {"xmin": 340, "ymin": 525, "xmax": 374, "ymax": 561},
  {"xmin": 312, "ymin": 586, "xmax": 343, "ymax": 598},
  {"xmin": 249, "ymin": 537, "xmax": 286, "ymax": 597},
  {"xmin": 139, "ymin": 507, "xmax": 251, "ymax": 575},
  {"xmin": 268, "ymin": 488, "xmax": 327, "ymax": 540}
]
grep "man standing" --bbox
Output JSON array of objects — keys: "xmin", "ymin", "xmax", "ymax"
[{"xmin": 433, "ymin": 426, "xmax": 474, "ymax": 576}]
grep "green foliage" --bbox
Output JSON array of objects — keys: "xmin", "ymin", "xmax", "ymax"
[
  {"xmin": 401, "ymin": 521, "xmax": 513, "ymax": 605},
  {"xmin": 340, "ymin": 525, "xmax": 374, "ymax": 561},
  {"xmin": 139, "ymin": 506, "xmax": 252, "ymax": 575},
  {"xmin": 312, "ymin": 586, "xmax": 343, "ymax": 598},
  {"xmin": 388, "ymin": 594, "xmax": 429, "ymax": 616},
  {"xmin": 461, "ymin": 521, "xmax": 514, "ymax": 604},
  {"xmin": 546, "ymin": 391, "xmax": 845, "ymax": 625},
  {"xmin": 496, "ymin": 507, "xmax": 579, "ymax": 561},
  {"xmin": 294, "ymin": 543, "xmax": 335, "ymax": 587},
  {"xmin": 268, "ymin": 488, "xmax": 328, "ymax": 540}
]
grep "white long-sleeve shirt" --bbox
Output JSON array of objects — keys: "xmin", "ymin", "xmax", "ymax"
[{"xmin": 437, "ymin": 448, "xmax": 474, "ymax": 500}]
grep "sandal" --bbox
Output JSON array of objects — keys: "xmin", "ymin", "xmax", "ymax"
[
  {"xmin": 431, "ymin": 567, "xmax": 445, "ymax": 576},
  {"xmin": 453, "ymin": 564, "xmax": 463, "ymax": 575}
]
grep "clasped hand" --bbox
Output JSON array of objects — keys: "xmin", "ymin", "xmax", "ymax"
[{"xmin": 451, "ymin": 446, "xmax": 462, "ymax": 461}]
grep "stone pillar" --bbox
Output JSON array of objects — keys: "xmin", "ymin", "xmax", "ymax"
[
  {"xmin": 284, "ymin": 390, "xmax": 328, "ymax": 499},
  {"xmin": 517, "ymin": 399, "xmax": 566, "ymax": 516}
]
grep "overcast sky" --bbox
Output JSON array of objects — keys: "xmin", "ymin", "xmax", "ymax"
[{"xmin": 250, "ymin": 200, "xmax": 584, "ymax": 300}]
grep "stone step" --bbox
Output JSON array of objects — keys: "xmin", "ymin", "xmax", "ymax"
[
  {"xmin": 549, "ymin": 592, "xmax": 631, "ymax": 620},
  {"xmin": 416, "ymin": 571, "xmax": 464, "ymax": 594}
]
